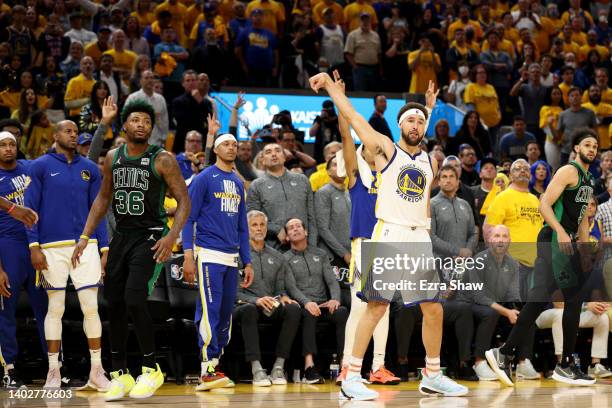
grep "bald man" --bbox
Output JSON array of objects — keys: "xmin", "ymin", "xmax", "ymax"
[
  {"xmin": 25, "ymin": 120, "xmax": 110, "ymax": 390},
  {"xmin": 64, "ymin": 57, "xmax": 97, "ymax": 118}
]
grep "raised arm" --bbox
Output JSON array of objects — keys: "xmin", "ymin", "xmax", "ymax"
[
  {"xmin": 334, "ymin": 71, "xmax": 358, "ymax": 188},
  {"xmin": 310, "ymin": 72, "xmax": 394, "ymax": 158}
]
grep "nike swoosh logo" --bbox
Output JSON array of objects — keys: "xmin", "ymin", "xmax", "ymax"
[
  {"xmin": 213, "ymin": 174, "xmax": 220, "ymax": 178},
  {"xmin": 267, "ymin": 185, "xmax": 273, "ymax": 189},
  {"xmin": 51, "ymin": 173, "xmax": 60, "ymax": 177}
]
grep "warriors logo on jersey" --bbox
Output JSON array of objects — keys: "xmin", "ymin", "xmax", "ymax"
[{"xmin": 396, "ymin": 164, "xmax": 426, "ymax": 202}]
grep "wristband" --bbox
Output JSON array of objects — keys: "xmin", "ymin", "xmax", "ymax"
[
  {"xmin": 80, "ymin": 235, "xmax": 90, "ymax": 240},
  {"xmin": 6, "ymin": 203, "xmax": 16, "ymax": 214}
]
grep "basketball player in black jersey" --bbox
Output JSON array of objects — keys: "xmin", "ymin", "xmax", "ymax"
[{"xmin": 72, "ymin": 97, "xmax": 190, "ymax": 400}]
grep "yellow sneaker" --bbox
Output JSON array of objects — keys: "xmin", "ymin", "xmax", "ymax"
[
  {"xmin": 128, "ymin": 364, "xmax": 164, "ymax": 399},
  {"xmin": 104, "ymin": 370, "xmax": 136, "ymax": 401}
]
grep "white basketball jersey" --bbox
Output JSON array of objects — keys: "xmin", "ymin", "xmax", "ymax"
[{"xmin": 375, "ymin": 145, "xmax": 434, "ymax": 227}]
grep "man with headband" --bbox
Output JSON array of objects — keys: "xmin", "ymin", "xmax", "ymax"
[
  {"xmin": 182, "ymin": 132, "xmax": 254, "ymax": 391},
  {"xmin": 310, "ymin": 71, "xmax": 468, "ymax": 399},
  {"xmin": 0, "ymin": 131, "xmax": 46, "ymax": 389},
  {"xmin": 74, "ymin": 97, "xmax": 190, "ymax": 400}
]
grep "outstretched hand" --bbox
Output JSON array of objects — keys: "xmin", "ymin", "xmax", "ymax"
[
  {"xmin": 233, "ymin": 91, "xmax": 246, "ymax": 110},
  {"xmin": 332, "ymin": 70, "xmax": 345, "ymax": 94},
  {"xmin": 207, "ymin": 113, "xmax": 221, "ymax": 136},
  {"xmin": 101, "ymin": 96, "xmax": 118, "ymax": 126},
  {"xmin": 425, "ymin": 80, "xmax": 439, "ymax": 110},
  {"xmin": 309, "ymin": 73, "xmax": 332, "ymax": 93}
]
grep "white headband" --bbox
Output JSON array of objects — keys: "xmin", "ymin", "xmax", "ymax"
[
  {"xmin": 214, "ymin": 133, "xmax": 237, "ymax": 148},
  {"xmin": 398, "ymin": 108, "xmax": 427, "ymax": 127},
  {"xmin": 0, "ymin": 131, "xmax": 16, "ymax": 143}
]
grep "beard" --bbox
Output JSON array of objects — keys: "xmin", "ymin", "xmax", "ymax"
[
  {"xmin": 591, "ymin": 97, "xmax": 602, "ymax": 105},
  {"xmin": 401, "ymin": 130, "xmax": 424, "ymax": 147},
  {"xmin": 579, "ymin": 152, "xmax": 594, "ymax": 164}
]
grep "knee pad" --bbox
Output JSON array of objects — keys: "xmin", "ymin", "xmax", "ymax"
[
  {"xmin": 78, "ymin": 288, "xmax": 101, "ymax": 338},
  {"xmin": 44, "ymin": 291, "xmax": 66, "ymax": 340}
]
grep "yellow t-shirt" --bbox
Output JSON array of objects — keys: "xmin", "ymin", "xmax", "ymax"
[
  {"xmin": 582, "ymin": 102, "xmax": 612, "ymax": 149},
  {"xmin": 343, "ymin": 2, "xmax": 378, "ymax": 32},
  {"xmin": 27, "ymin": 125, "xmax": 54, "ymax": 159},
  {"xmin": 103, "ymin": 48, "xmax": 137, "ymax": 73},
  {"xmin": 246, "ymin": 0, "xmax": 286, "ymax": 35},
  {"xmin": 130, "ymin": 11, "xmax": 156, "ymax": 27},
  {"xmin": 539, "ymin": 105, "xmax": 563, "ymax": 143},
  {"xmin": 218, "ymin": 0, "xmax": 236, "ymax": 24},
  {"xmin": 571, "ymin": 31, "xmax": 587, "ymax": 46},
  {"xmin": 154, "ymin": 1, "xmax": 188, "ymax": 46},
  {"xmin": 185, "ymin": 4, "xmax": 203, "ymax": 31},
  {"xmin": 504, "ymin": 27, "xmax": 520, "ymax": 44},
  {"xmin": 559, "ymin": 82, "xmax": 573, "ymax": 106},
  {"xmin": 486, "ymin": 188, "xmax": 543, "ymax": 267},
  {"xmin": 84, "ymin": 42, "xmax": 106, "ymax": 68},
  {"xmin": 561, "ymin": 10, "xmax": 594, "ymax": 28},
  {"xmin": 578, "ymin": 44, "xmax": 609, "ymax": 63},
  {"xmin": 535, "ymin": 17, "xmax": 556, "ymax": 53},
  {"xmin": 192, "ymin": 14, "xmax": 230, "ymax": 44},
  {"xmin": 407, "ymin": 50, "xmax": 440, "ymax": 93},
  {"xmin": 481, "ymin": 38, "xmax": 516, "ymax": 61},
  {"xmin": 582, "ymin": 87, "xmax": 612, "ymax": 105},
  {"xmin": 463, "ymin": 83, "xmax": 501, "ymax": 128},
  {"xmin": 560, "ymin": 39, "xmax": 581, "ymax": 57},
  {"xmin": 65, "ymin": 74, "xmax": 96, "ymax": 116},
  {"xmin": 0, "ymin": 91, "xmax": 48, "ymax": 114},
  {"xmin": 447, "ymin": 19, "xmax": 484, "ymax": 41},
  {"xmin": 312, "ymin": 2, "xmax": 344, "ymax": 25}
]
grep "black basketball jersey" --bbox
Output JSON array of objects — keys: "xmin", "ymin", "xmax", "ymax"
[
  {"xmin": 111, "ymin": 144, "xmax": 167, "ymax": 232},
  {"xmin": 551, "ymin": 161, "xmax": 595, "ymax": 237}
]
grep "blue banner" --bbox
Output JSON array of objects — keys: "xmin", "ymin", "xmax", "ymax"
[{"xmin": 211, "ymin": 91, "xmax": 465, "ymax": 143}]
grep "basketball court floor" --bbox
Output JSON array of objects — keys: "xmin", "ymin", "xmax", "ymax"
[{"xmin": 3, "ymin": 379, "xmax": 611, "ymax": 408}]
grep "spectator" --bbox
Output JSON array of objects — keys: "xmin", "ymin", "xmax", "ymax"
[
  {"xmin": 582, "ymin": 85, "xmax": 612, "ymax": 151},
  {"xmin": 512, "ymin": 0, "xmax": 541, "ymax": 38},
  {"xmin": 124, "ymin": 15, "xmax": 150, "ymax": 56},
  {"xmin": 154, "ymin": 26, "xmax": 189, "ymax": 104},
  {"xmin": 595, "ymin": 151, "xmax": 612, "ymax": 196},
  {"xmin": 343, "ymin": 0, "xmax": 378, "ymax": 33},
  {"xmin": 561, "ymin": 0, "xmax": 594, "ymax": 29},
  {"xmin": 235, "ymin": 9, "xmax": 279, "ymax": 87},
  {"xmin": 596, "ymin": 172, "xmax": 612, "ymax": 204},
  {"xmin": 447, "ymin": 5, "xmax": 483, "ymax": 42},
  {"xmin": 104, "ymin": 29, "xmax": 138, "ymax": 78},
  {"xmin": 11, "ymin": 88, "xmax": 41, "ymax": 133},
  {"xmin": 484, "ymin": 158, "xmax": 543, "ymax": 301},
  {"xmin": 445, "ymin": 62, "xmax": 472, "ymax": 111},
  {"xmin": 84, "ymin": 26, "xmax": 112, "ymax": 68},
  {"xmin": 129, "ymin": 54, "xmax": 151, "ymax": 93},
  {"xmin": 196, "ymin": 72, "xmax": 218, "ymax": 118},
  {"xmin": 540, "ymin": 54, "xmax": 554, "ymax": 86},
  {"xmin": 315, "ymin": 8, "xmax": 346, "ymax": 70},
  {"xmin": 228, "ymin": 2, "xmax": 252, "ymax": 42},
  {"xmin": 368, "ymin": 94, "xmax": 393, "ymax": 141},
  {"xmin": 557, "ymin": 86, "xmax": 598, "ymax": 164},
  {"xmin": 311, "ymin": 100, "xmax": 341, "ymax": 164},
  {"xmin": 78, "ymin": 81, "xmax": 112, "ymax": 139},
  {"xmin": 579, "ymin": 29, "xmax": 609, "ymax": 64},
  {"xmin": 76, "ymin": 132, "xmax": 93, "ymax": 157},
  {"xmin": 314, "ymin": 155, "xmax": 351, "ymax": 267},
  {"xmin": 499, "ymin": 116, "xmax": 538, "ymax": 161},
  {"xmin": 525, "ymin": 140, "xmax": 542, "ymax": 167},
  {"xmin": 540, "ymin": 86, "xmax": 565, "ymax": 172},
  {"xmin": 313, "ymin": 0, "xmax": 344, "ymax": 26},
  {"xmin": 430, "ymin": 163, "xmax": 479, "ymax": 380},
  {"xmin": 464, "ymin": 65, "xmax": 501, "ymax": 136},
  {"xmin": 583, "ymin": 68, "xmax": 612, "ymax": 105},
  {"xmin": 25, "ymin": 6, "xmax": 45, "ymax": 44},
  {"xmin": 0, "ymin": 5, "xmax": 34, "ymax": 68},
  {"xmin": 450, "ymin": 111, "xmax": 492, "ymax": 159},
  {"xmin": 433, "ymin": 155, "xmax": 477, "ymax": 217},
  {"xmin": 61, "ymin": 41, "xmax": 85, "ymax": 81},
  {"xmin": 528, "ymin": 160, "xmax": 551, "ymax": 198},
  {"xmin": 471, "ymin": 157, "xmax": 497, "ymax": 229},
  {"xmin": 564, "ymin": 52, "xmax": 590, "ymax": 89},
  {"xmin": 247, "ymin": 143, "xmax": 317, "ymax": 250},
  {"xmin": 345, "ymin": 13, "xmax": 381, "ymax": 92},
  {"xmin": 279, "ymin": 129, "xmax": 316, "ymax": 172},
  {"xmin": 154, "ymin": 0, "xmax": 188, "ymax": 47},
  {"xmin": 246, "ymin": 0, "xmax": 286, "ymax": 36},
  {"xmin": 171, "ymin": 70, "xmax": 213, "ymax": 154},
  {"xmin": 457, "ymin": 225, "xmax": 523, "ymax": 381},
  {"xmin": 510, "ymin": 63, "xmax": 549, "ymax": 145},
  {"xmin": 479, "ymin": 30, "xmax": 513, "ymax": 120},
  {"xmin": 131, "ymin": 0, "xmax": 156, "ymax": 27},
  {"xmin": 310, "ymin": 141, "xmax": 342, "ymax": 192},
  {"xmin": 190, "ymin": 28, "xmax": 231, "ymax": 88},
  {"xmin": 284, "ymin": 218, "xmax": 348, "ymax": 384},
  {"xmin": 95, "ymin": 54, "xmax": 129, "ymax": 105},
  {"xmin": 175, "ymin": 130, "xmax": 203, "ymax": 180},
  {"xmin": 432, "ymin": 120, "xmax": 451, "ymax": 153},
  {"xmin": 594, "ymin": 12, "xmax": 612, "ymax": 46},
  {"xmin": 64, "ymin": 56, "xmax": 96, "ymax": 119},
  {"xmin": 558, "ymin": 65, "xmax": 577, "ymax": 106},
  {"xmin": 446, "ymin": 28, "xmax": 479, "ymax": 83},
  {"xmin": 25, "ymin": 110, "xmax": 54, "ymax": 159},
  {"xmin": 65, "ymin": 12, "xmax": 97, "ymax": 45},
  {"xmin": 407, "ymin": 35, "xmax": 440, "ymax": 94},
  {"xmin": 458, "ymin": 144, "xmax": 480, "ymax": 187},
  {"xmin": 143, "ymin": 10, "xmax": 173, "ymax": 48},
  {"xmin": 233, "ymin": 210, "xmax": 301, "ymax": 387}
]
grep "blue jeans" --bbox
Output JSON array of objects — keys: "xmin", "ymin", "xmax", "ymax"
[{"xmin": 352, "ymin": 64, "xmax": 378, "ymax": 91}]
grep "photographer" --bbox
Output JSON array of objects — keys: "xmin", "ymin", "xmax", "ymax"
[{"xmin": 310, "ymin": 100, "xmax": 341, "ymax": 163}]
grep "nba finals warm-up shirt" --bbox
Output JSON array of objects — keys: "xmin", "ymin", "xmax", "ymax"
[
  {"xmin": 182, "ymin": 165, "xmax": 251, "ymax": 267},
  {"xmin": 0, "ymin": 160, "xmax": 29, "ymax": 243}
]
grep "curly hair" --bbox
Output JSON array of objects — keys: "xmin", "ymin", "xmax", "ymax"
[{"xmin": 121, "ymin": 99, "xmax": 156, "ymax": 125}]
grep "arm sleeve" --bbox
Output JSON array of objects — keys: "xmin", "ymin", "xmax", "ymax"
[
  {"xmin": 90, "ymin": 166, "xmax": 109, "ymax": 250},
  {"xmin": 25, "ymin": 161, "xmax": 43, "ymax": 246},
  {"xmin": 306, "ymin": 181, "xmax": 318, "ymax": 247},
  {"xmin": 323, "ymin": 255, "xmax": 341, "ymax": 301},
  {"xmin": 181, "ymin": 176, "xmax": 204, "ymax": 250},
  {"xmin": 284, "ymin": 264, "xmax": 310, "ymax": 305},
  {"xmin": 238, "ymin": 184, "xmax": 251, "ymax": 265},
  {"xmin": 314, "ymin": 189, "xmax": 349, "ymax": 258},
  {"xmin": 87, "ymin": 123, "xmax": 109, "ymax": 162}
]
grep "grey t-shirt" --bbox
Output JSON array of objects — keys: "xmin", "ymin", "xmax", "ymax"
[{"xmin": 557, "ymin": 107, "xmax": 597, "ymax": 154}]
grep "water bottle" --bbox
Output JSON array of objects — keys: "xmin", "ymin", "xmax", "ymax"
[
  {"xmin": 573, "ymin": 353, "xmax": 581, "ymax": 370},
  {"xmin": 329, "ymin": 354, "xmax": 340, "ymax": 382}
]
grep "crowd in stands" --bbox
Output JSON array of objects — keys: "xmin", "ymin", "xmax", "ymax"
[{"xmin": 4, "ymin": 0, "xmax": 612, "ymax": 386}]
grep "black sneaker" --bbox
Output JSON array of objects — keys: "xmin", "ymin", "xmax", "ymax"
[
  {"xmin": 552, "ymin": 364, "xmax": 596, "ymax": 386},
  {"xmin": 61, "ymin": 376, "xmax": 88, "ymax": 390},
  {"xmin": 2, "ymin": 369, "xmax": 27, "ymax": 389},
  {"xmin": 485, "ymin": 347, "xmax": 514, "ymax": 386},
  {"xmin": 457, "ymin": 364, "xmax": 479, "ymax": 381},
  {"xmin": 303, "ymin": 366, "xmax": 324, "ymax": 384},
  {"xmin": 397, "ymin": 362, "xmax": 410, "ymax": 382}
]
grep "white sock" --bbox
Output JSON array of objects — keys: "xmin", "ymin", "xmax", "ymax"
[
  {"xmin": 90, "ymin": 349, "xmax": 102, "ymax": 367},
  {"xmin": 424, "ymin": 356, "xmax": 440, "ymax": 378},
  {"xmin": 48, "ymin": 352, "xmax": 60, "ymax": 369},
  {"xmin": 372, "ymin": 353, "xmax": 385, "ymax": 373},
  {"xmin": 346, "ymin": 356, "xmax": 363, "ymax": 380}
]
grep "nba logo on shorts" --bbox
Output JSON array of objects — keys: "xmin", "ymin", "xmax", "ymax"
[
  {"xmin": 396, "ymin": 165, "xmax": 426, "ymax": 202},
  {"xmin": 171, "ymin": 264, "xmax": 183, "ymax": 280}
]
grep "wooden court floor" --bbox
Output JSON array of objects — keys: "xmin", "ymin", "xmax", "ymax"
[{"xmin": 2, "ymin": 379, "xmax": 612, "ymax": 408}]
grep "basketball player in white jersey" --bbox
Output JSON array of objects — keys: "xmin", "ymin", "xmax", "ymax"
[{"xmin": 310, "ymin": 72, "xmax": 469, "ymax": 399}]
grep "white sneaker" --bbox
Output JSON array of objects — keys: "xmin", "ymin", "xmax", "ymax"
[
  {"xmin": 473, "ymin": 360, "xmax": 498, "ymax": 381},
  {"xmin": 87, "ymin": 365, "xmax": 111, "ymax": 391},
  {"xmin": 252, "ymin": 369, "xmax": 272, "ymax": 387},
  {"xmin": 588, "ymin": 363, "xmax": 612, "ymax": 378},
  {"xmin": 270, "ymin": 367, "xmax": 287, "ymax": 385},
  {"xmin": 516, "ymin": 359, "xmax": 541, "ymax": 380},
  {"xmin": 43, "ymin": 368, "xmax": 61, "ymax": 389}
]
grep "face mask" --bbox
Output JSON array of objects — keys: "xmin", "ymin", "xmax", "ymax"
[
  {"xmin": 567, "ymin": 62, "xmax": 576, "ymax": 68},
  {"xmin": 458, "ymin": 66, "xmax": 469, "ymax": 76}
]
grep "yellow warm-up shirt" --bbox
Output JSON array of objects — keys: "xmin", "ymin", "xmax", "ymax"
[
  {"xmin": 103, "ymin": 48, "xmax": 137, "ymax": 73},
  {"xmin": 463, "ymin": 83, "xmax": 501, "ymax": 128},
  {"xmin": 65, "ymin": 74, "xmax": 96, "ymax": 116},
  {"xmin": 407, "ymin": 50, "xmax": 440, "ymax": 93}
]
